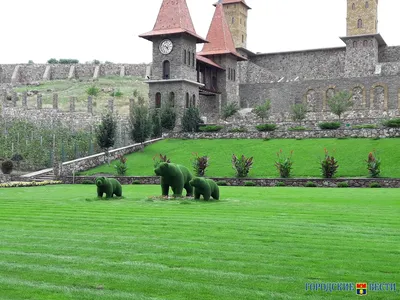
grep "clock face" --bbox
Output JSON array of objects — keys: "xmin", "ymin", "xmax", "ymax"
[{"xmin": 159, "ymin": 39, "xmax": 173, "ymax": 55}]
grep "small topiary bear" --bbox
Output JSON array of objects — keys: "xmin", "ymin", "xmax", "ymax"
[
  {"xmin": 95, "ymin": 176, "xmax": 122, "ymax": 199},
  {"xmin": 154, "ymin": 162, "xmax": 193, "ymax": 198},
  {"xmin": 189, "ymin": 177, "xmax": 220, "ymax": 201}
]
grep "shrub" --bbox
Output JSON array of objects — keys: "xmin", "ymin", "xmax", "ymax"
[
  {"xmin": 383, "ymin": 118, "xmax": 400, "ymax": 128},
  {"xmin": 81, "ymin": 180, "xmax": 94, "ymax": 185},
  {"xmin": 256, "ymin": 124, "xmax": 277, "ymax": 132},
  {"xmin": 11, "ymin": 153, "xmax": 23, "ymax": 162},
  {"xmin": 110, "ymin": 90, "xmax": 123, "ymax": 97},
  {"xmin": 191, "ymin": 153, "xmax": 209, "ymax": 177},
  {"xmin": 288, "ymin": 126, "xmax": 307, "ymax": 131},
  {"xmin": 366, "ymin": 150, "xmax": 381, "ymax": 178},
  {"xmin": 244, "ymin": 181, "xmax": 256, "ymax": 187},
  {"xmin": 318, "ymin": 122, "xmax": 341, "ymax": 130},
  {"xmin": 160, "ymin": 103, "xmax": 177, "ymax": 131},
  {"xmin": 305, "ymin": 181, "xmax": 317, "ymax": 187},
  {"xmin": 216, "ymin": 181, "xmax": 228, "ymax": 186},
  {"xmin": 222, "ymin": 102, "xmax": 240, "ymax": 120},
  {"xmin": 151, "ymin": 109, "xmax": 162, "ymax": 138},
  {"xmin": 87, "ymin": 85, "xmax": 100, "ymax": 97},
  {"xmin": 96, "ymin": 112, "xmax": 117, "ymax": 164},
  {"xmin": 59, "ymin": 59, "xmax": 79, "ymax": 64},
  {"xmin": 275, "ymin": 181, "xmax": 286, "ymax": 187},
  {"xmin": 232, "ymin": 154, "xmax": 253, "ymax": 178},
  {"xmin": 132, "ymin": 180, "xmax": 141, "ymax": 185},
  {"xmin": 47, "ymin": 58, "xmax": 58, "ymax": 64},
  {"xmin": 370, "ymin": 182, "xmax": 382, "ymax": 188},
  {"xmin": 275, "ymin": 150, "xmax": 294, "ymax": 178},
  {"xmin": 290, "ymin": 103, "xmax": 308, "ymax": 124},
  {"xmin": 337, "ymin": 181, "xmax": 349, "ymax": 188},
  {"xmin": 182, "ymin": 107, "xmax": 203, "ymax": 132},
  {"xmin": 114, "ymin": 155, "xmax": 128, "ymax": 176},
  {"xmin": 130, "ymin": 104, "xmax": 152, "ymax": 143},
  {"xmin": 153, "ymin": 154, "xmax": 170, "ymax": 169},
  {"xmin": 1, "ymin": 160, "xmax": 13, "ymax": 174},
  {"xmin": 252, "ymin": 100, "xmax": 271, "ymax": 122},
  {"xmin": 320, "ymin": 149, "xmax": 339, "ymax": 178},
  {"xmin": 327, "ymin": 90, "xmax": 353, "ymax": 120},
  {"xmin": 352, "ymin": 124, "xmax": 378, "ymax": 129},
  {"xmin": 229, "ymin": 127, "xmax": 247, "ymax": 133},
  {"xmin": 199, "ymin": 125, "xmax": 224, "ymax": 132}
]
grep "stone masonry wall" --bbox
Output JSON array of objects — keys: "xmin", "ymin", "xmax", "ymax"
[{"xmin": 379, "ymin": 46, "xmax": 400, "ymax": 63}]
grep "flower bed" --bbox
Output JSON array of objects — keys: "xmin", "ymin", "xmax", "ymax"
[{"xmin": 0, "ymin": 180, "xmax": 63, "ymax": 188}]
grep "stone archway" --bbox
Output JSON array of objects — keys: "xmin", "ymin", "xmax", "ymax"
[
  {"xmin": 370, "ymin": 83, "xmax": 388, "ymax": 111},
  {"xmin": 351, "ymin": 85, "xmax": 366, "ymax": 110},
  {"xmin": 305, "ymin": 89, "xmax": 318, "ymax": 112},
  {"xmin": 324, "ymin": 86, "xmax": 336, "ymax": 111}
]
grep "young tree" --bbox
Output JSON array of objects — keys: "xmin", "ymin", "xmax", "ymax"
[
  {"xmin": 130, "ymin": 102, "xmax": 152, "ymax": 145},
  {"xmin": 222, "ymin": 102, "xmax": 240, "ymax": 120},
  {"xmin": 160, "ymin": 101, "xmax": 176, "ymax": 131},
  {"xmin": 252, "ymin": 99, "xmax": 271, "ymax": 122},
  {"xmin": 182, "ymin": 107, "xmax": 203, "ymax": 132},
  {"xmin": 151, "ymin": 108, "xmax": 162, "ymax": 138},
  {"xmin": 327, "ymin": 90, "xmax": 353, "ymax": 120},
  {"xmin": 95, "ymin": 112, "xmax": 117, "ymax": 164},
  {"xmin": 290, "ymin": 103, "xmax": 308, "ymax": 124}
]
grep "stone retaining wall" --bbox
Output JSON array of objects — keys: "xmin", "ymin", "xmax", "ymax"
[{"xmin": 62, "ymin": 176, "xmax": 400, "ymax": 188}]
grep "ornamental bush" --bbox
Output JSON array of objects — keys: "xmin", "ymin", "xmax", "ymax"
[
  {"xmin": 199, "ymin": 125, "xmax": 224, "ymax": 132},
  {"xmin": 182, "ymin": 107, "xmax": 203, "ymax": 132},
  {"xmin": 191, "ymin": 152, "xmax": 209, "ymax": 177},
  {"xmin": 383, "ymin": 118, "xmax": 400, "ymax": 128},
  {"xmin": 275, "ymin": 150, "xmax": 294, "ymax": 178},
  {"xmin": 320, "ymin": 149, "xmax": 339, "ymax": 178},
  {"xmin": 232, "ymin": 154, "xmax": 253, "ymax": 178},
  {"xmin": 318, "ymin": 122, "xmax": 341, "ymax": 130},
  {"xmin": 256, "ymin": 124, "xmax": 277, "ymax": 132},
  {"xmin": 1, "ymin": 160, "xmax": 14, "ymax": 174},
  {"xmin": 114, "ymin": 155, "xmax": 128, "ymax": 176},
  {"xmin": 366, "ymin": 150, "xmax": 381, "ymax": 178},
  {"xmin": 153, "ymin": 154, "xmax": 171, "ymax": 169}
]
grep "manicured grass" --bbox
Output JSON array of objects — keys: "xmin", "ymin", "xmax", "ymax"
[
  {"xmin": 0, "ymin": 185, "xmax": 399, "ymax": 299},
  {"xmin": 81, "ymin": 138, "xmax": 400, "ymax": 178}
]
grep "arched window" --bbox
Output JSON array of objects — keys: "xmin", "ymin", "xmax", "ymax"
[
  {"xmin": 365, "ymin": 1, "xmax": 369, "ymax": 8},
  {"xmin": 352, "ymin": 3, "xmax": 355, "ymax": 10},
  {"xmin": 192, "ymin": 95, "xmax": 196, "ymax": 107},
  {"xmin": 358, "ymin": 19, "xmax": 363, "ymax": 28},
  {"xmin": 192, "ymin": 53, "xmax": 195, "ymax": 67},
  {"xmin": 363, "ymin": 40, "xmax": 368, "ymax": 47},
  {"xmin": 188, "ymin": 51, "xmax": 191, "ymax": 66},
  {"xmin": 155, "ymin": 92, "xmax": 161, "ymax": 108},
  {"xmin": 185, "ymin": 93, "xmax": 190, "ymax": 108},
  {"xmin": 183, "ymin": 50, "xmax": 186, "ymax": 64},
  {"xmin": 353, "ymin": 41, "xmax": 357, "ymax": 48},
  {"xmin": 169, "ymin": 92, "xmax": 175, "ymax": 107},
  {"xmin": 163, "ymin": 60, "xmax": 170, "ymax": 79}
]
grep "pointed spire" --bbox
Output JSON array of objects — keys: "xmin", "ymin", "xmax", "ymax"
[
  {"xmin": 140, "ymin": 0, "xmax": 207, "ymax": 43},
  {"xmin": 198, "ymin": 2, "xmax": 246, "ymax": 60}
]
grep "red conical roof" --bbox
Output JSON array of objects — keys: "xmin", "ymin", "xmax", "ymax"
[
  {"xmin": 140, "ymin": 0, "xmax": 207, "ymax": 43},
  {"xmin": 213, "ymin": 0, "xmax": 251, "ymax": 10},
  {"xmin": 198, "ymin": 3, "xmax": 246, "ymax": 61}
]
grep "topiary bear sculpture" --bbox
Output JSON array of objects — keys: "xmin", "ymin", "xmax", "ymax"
[
  {"xmin": 189, "ymin": 177, "xmax": 220, "ymax": 201},
  {"xmin": 95, "ymin": 176, "xmax": 122, "ymax": 199},
  {"xmin": 154, "ymin": 162, "xmax": 193, "ymax": 198}
]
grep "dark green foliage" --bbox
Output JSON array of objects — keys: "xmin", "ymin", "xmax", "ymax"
[
  {"xmin": 252, "ymin": 100, "xmax": 271, "ymax": 122},
  {"xmin": 191, "ymin": 153, "xmax": 209, "ymax": 177},
  {"xmin": 110, "ymin": 90, "xmax": 123, "ymax": 97},
  {"xmin": 154, "ymin": 163, "xmax": 193, "ymax": 198},
  {"xmin": 288, "ymin": 126, "xmax": 307, "ymax": 131},
  {"xmin": 95, "ymin": 113, "xmax": 116, "ymax": 153},
  {"xmin": 222, "ymin": 102, "xmax": 240, "ymax": 120},
  {"xmin": 320, "ymin": 149, "xmax": 339, "ymax": 178},
  {"xmin": 352, "ymin": 124, "xmax": 378, "ymax": 129},
  {"xmin": 228, "ymin": 127, "xmax": 248, "ymax": 133},
  {"xmin": 28, "ymin": 60, "xmax": 34, "ymax": 64},
  {"xmin": 232, "ymin": 154, "xmax": 253, "ymax": 178},
  {"xmin": 275, "ymin": 181, "xmax": 286, "ymax": 187},
  {"xmin": 199, "ymin": 125, "xmax": 224, "ymax": 132},
  {"xmin": 370, "ymin": 182, "xmax": 382, "ymax": 188},
  {"xmin": 181, "ymin": 107, "xmax": 203, "ymax": 132},
  {"xmin": 383, "ymin": 118, "xmax": 400, "ymax": 128},
  {"xmin": 81, "ymin": 180, "xmax": 94, "ymax": 185},
  {"xmin": 153, "ymin": 154, "xmax": 171, "ymax": 169},
  {"xmin": 151, "ymin": 109, "xmax": 162, "ymax": 138},
  {"xmin": 189, "ymin": 177, "xmax": 220, "ymax": 200},
  {"xmin": 130, "ymin": 105, "xmax": 152, "ymax": 144},
  {"xmin": 95, "ymin": 177, "xmax": 122, "ymax": 198},
  {"xmin": 305, "ymin": 181, "xmax": 317, "ymax": 187},
  {"xmin": 160, "ymin": 103, "xmax": 177, "ymax": 131},
  {"xmin": 132, "ymin": 180, "xmax": 141, "ymax": 185},
  {"xmin": 1, "ymin": 160, "xmax": 13, "ymax": 174},
  {"xmin": 114, "ymin": 155, "xmax": 128, "ymax": 176},
  {"xmin": 256, "ymin": 124, "xmax": 277, "ymax": 132},
  {"xmin": 327, "ymin": 90, "xmax": 353, "ymax": 120},
  {"xmin": 86, "ymin": 85, "xmax": 100, "ymax": 97},
  {"xmin": 290, "ymin": 103, "xmax": 308, "ymax": 123},
  {"xmin": 337, "ymin": 181, "xmax": 349, "ymax": 188},
  {"xmin": 47, "ymin": 58, "xmax": 58, "ymax": 64},
  {"xmin": 275, "ymin": 150, "xmax": 294, "ymax": 178},
  {"xmin": 92, "ymin": 59, "xmax": 101, "ymax": 65},
  {"xmin": 11, "ymin": 153, "xmax": 23, "ymax": 163},
  {"xmin": 244, "ymin": 181, "xmax": 256, "ymax": 187},
  {"xmin": 366, "ymin": 151, "xmax": 381, "ymax": 178},
  {"xmin": 216, "ymin": 181, "xmax": 228, "ymax": 186},
  {"xmin": 318, "ymin": 122, "xmax": 341, "ymax": 130},
  {"xmin": 58, "ymin": 59, "xmax": 79, "ymax": 64}
]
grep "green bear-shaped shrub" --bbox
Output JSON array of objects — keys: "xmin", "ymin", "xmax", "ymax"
[
  {"xmin": 96, "ymin": 176, "xmax": 122, "ymax": 198},
  {"xmin": 189, "ymin": 177, "xmax": 220, "ymax": 201},
  {"xmin": 154, "ymin": 162, "xmax": 193, "ymax": 198}
]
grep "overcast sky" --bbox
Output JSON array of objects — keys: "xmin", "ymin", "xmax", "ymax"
[{"xmin": 1, "ymin": 0, "xmax": 400, "ymax": 64}]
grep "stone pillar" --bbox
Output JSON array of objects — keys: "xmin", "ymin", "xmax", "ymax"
[
  {"xmin": 87, "ymin": 96, "xmax": 93, "ymax": 114},
  {"xmin": 68, "ymin": 65, "xmax": 76, "ymax": 80},
  {"xmin": 108, "ymin": 98, "xmax": 114, "ymax": 113},
  {"xmin": 53, "ymin": 93, "xmax": 58, "ymax": 109},
  {"xmin": 12, "ymin": 91, "xmax": 18, "ymax": 107},
  {"xmin": 120, "ymin": 66, "xmax": 125, "ymax": 77},
  {"xmin": 37, "ymin": 94, "xmax": 42, "ymax": 109},
  {"xmin": 93, "ymin": 65, "xmax": 100, "ymax": 79},
  {"xmin": 22, "ymin": 91, "xmax": 28, "ymax": 107},
  {"xmin": 43, "ymin": 65, "xmax": 51, "ymax": 81},
  {"xmin": 129, "ymin": 98, "xmax": 135, "ymax": 115},
  {"xmin": 11, "ymin": 65, "xmax": 20, "ymax": 85},
  {"xmin": 69, "ymin": 97, "xmax": 75, "ymax": 112}
]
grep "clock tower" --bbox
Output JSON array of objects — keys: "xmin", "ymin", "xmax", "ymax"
[{"xmin": 140, "ymin": 0, "xmax": 207, "ymax": 127}]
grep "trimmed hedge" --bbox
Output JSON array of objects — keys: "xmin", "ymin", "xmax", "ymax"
[
  {"xmin": 199, "ymin": 125, "xmax": 224, "ymax": 132},
  {"xmin": 352, "ymin": 124, "xmax": 378, "ymax": 129},
  {"xmin": 256, "ymin": 124, "xmax": 277, "ymax": 132},
  {"xmin": 318, "ymin": 122, "xmax": 341, "ymax": 130},
  {"xmin": 383, "ymin": 118, "xmax": 400, "ymax": 128}
]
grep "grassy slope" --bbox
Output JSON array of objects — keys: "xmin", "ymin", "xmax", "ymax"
[
  {"xmin": 13, "ymin": 76, "xmax": 149, "ymax": 115},
  {"xmin": 82, "ymin": 138, "xmax": 400, "ymax": 178},
  {"xmin": 0, "ymin": 185, "xmax": 399, "ymax": 299}
]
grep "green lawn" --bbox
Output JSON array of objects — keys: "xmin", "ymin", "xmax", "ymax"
[
  {"xmin": 0, "ymin": 185, "xmax": 399, "ymax": 299},
  {"xmin": 81, "ymin": 138, "xmax": 400, "ymax": 178}
]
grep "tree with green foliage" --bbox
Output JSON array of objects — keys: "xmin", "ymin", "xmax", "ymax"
[
  {"xmin": 327, "ymin": 91, "xmax": 353, "ymax": 120},
  {"xmin": 182, "ymin": 107, "xmax": 203, "ymax": 132},
  {"xmin": 151, "ymin": 108, "xmax": 162, "ymax": 138},
  {"xmin": 95, "ymin": 113, "xmax": 117, "ymax": 164},
  {"xmin": 86, "ymin": 85, "xmax": 100, "ymax": 97},
  {"xmin": 222, "ymin": 102, "xmax": 240, "ymax": 120},
  {"xmin": 47, "ymin": 58, "xmax": 58, "ymax": 64},
  {"xmin": 130, "ymin": 102, "xmax": 152, "ymax": 144},
  {"xmin": 290, "ymin": 103, "xmax": 308, "ymax": 124},
  {"xmin": 160, "ymin": 101, "xmax": 177, "ymax": 131},
  {"xmin": 252, "ymin": 100, "xmax": 271, "ymax": 122}
]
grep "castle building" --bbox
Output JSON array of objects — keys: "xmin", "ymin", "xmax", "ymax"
[{"xmin": 140, "ymin": 0, "xmax": 400, "ymax": 124}]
